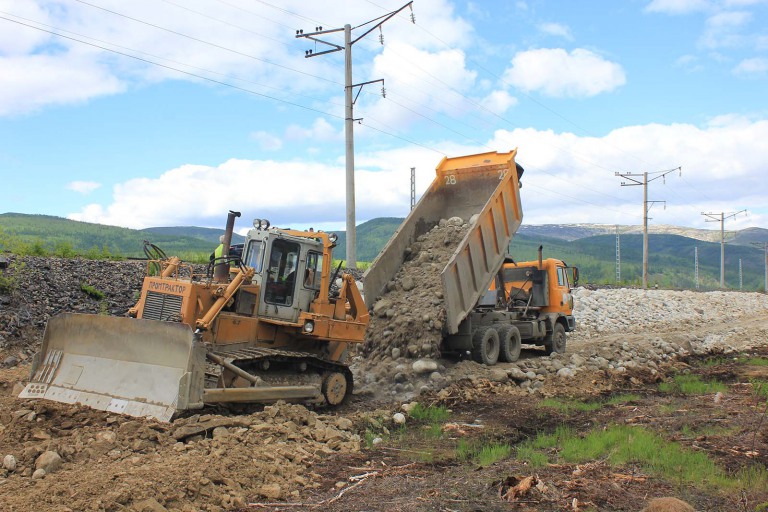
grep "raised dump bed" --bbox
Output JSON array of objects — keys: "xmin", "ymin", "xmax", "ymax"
[{"xmin": 363, "ymin": 150, "xmax": 523, "ymax": 334}]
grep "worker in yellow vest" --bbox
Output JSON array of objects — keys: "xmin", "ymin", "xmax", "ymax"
[{"xmin": 210, "ymin": 235, "xmax": 225, "ymax": 262}]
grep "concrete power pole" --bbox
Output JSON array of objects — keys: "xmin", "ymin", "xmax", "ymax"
[
  {"xmin": 296, "ymin": 2, "xmax": 414, "ymax": 269},
  {"xmin": 701, "ymin": 210, "xmax": 747, "ymax": 288},
  {"xmin": 615, "ymin": 167, "xmax": 681, "ymax": 289},
  {"xmin": 410, "ymin": 167, "xmax": 416, "ymax": 211},
  {"xmin": 739, "ymin": 258, "xmax": 743, "ymax": 290},
  {"xmin": 615, "ymin": 225, "xmax": 621, "ymax": 283},
  {"xmin": 695, "ymin": 246, "xmax": 699, "ymax": 290}
]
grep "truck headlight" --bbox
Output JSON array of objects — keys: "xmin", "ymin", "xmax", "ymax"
[{"xmin": 303, "ymin": 321, "xmax": 315, "ymax": 333}]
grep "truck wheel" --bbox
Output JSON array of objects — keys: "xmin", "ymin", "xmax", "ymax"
[
  {"xmin": 544, "ymin": 323, "xmax": 566, "ymax": 355},
  {"xmin": 498, "ymin": 325, "xmax": 522, "ymax": 362},
  {"xmin": 472, "ymin": 327, "xmax": 500, "ymax": 365}
]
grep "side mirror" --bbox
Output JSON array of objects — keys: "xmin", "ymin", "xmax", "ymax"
[{"xmin": 571, "ymin": 267, "xmax": 580, "ymax": 286}]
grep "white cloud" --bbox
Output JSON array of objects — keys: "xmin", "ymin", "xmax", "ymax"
[
  {"xmin": 66, "ymin": 181, "xmax": 102, "ymax": 194},
  {"xmin": 67, "ymin": 116, "xmax": 768, "ymax": 231},
  {"xmin": 503, "ymin": 48, "xmax": 626, "ymax": 98},
  {"xmin": 537, "ymin": 22, "xmax": 573, "ymax": 40},
  {"xmin": 284, "ymin": 118, "xmax": 342, "ymax": 143},
  {"xmin": 733, "ymin": 57, "xmax": 768, "ymax": 75},
  {"xmin": 364, "ymin": 42, "xmax": 479, "ymax": 126},
  {"xmin": 645, "ymin": 0, "xmax": 712, "ymax": 14},
  {"xmin": 0, "ymin": 0, "xmax": 473, "ymax": 116},
  {"xmin": 0, "ymin": 53, "xmax": 124, "ymax": 116},
  {"xmin": 479, "ymin": 90, "xmax": 518, "ymax": 114},
  {"xmin": 250, "ymin": 131, "xmax": 283, "ymax": 151},
  {"xmin": 700, "ymin": 10, "xmax": 752, "ymax": 48}
]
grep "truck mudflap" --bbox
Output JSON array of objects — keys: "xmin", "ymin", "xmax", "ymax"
[{"xmin": 18, "ymin": 313, "xmax": 206, "ymax": 422}]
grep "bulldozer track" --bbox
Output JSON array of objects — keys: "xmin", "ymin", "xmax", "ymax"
[{"xmin": 205, "ymin": 346, "xmax": 353, "ymax": 395}]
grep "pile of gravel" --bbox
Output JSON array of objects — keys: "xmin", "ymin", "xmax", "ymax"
[{"xmin": 362, "ymin": 217, "xmax": 469, "ymax": 362}]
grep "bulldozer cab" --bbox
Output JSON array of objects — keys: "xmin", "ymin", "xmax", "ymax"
[{"xmin": 246, "ymin": 229, "xmax": 324, "ymax": 323}]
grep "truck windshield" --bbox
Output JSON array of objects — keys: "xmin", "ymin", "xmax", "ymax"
[{"xmin": 244, "ymin": 240, "xmax": 265, "ymax": 272}]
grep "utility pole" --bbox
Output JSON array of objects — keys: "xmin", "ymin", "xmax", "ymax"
[
  {"xmin": 615, "ymin": 167, "xmax": 681, "ymax": 289},
  {"xmin": 695, "ymin": 246, "xmax": 699, "ymax": 290},
  {"xmin": 739, "ymin": 258, "xmax": 743, "ymax": 290},
  {"xmin": 296, "ymin": 2, "xmax": 414, "ymax": 269},
  {"xmin": 701, "ymin": 210, "xmax": 747, "ymax": 288},
  {"xmin": 410, "ymin": 167, "xmax": 416, "ymax": 211},
  {"xmin": 615, "ymin": 225, "xmax": 621, "ymax": 283}
]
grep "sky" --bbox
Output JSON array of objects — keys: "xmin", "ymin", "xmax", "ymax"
[{"xmin": 0, "ymin": 0, "xmax": 767, "ymax": 236}]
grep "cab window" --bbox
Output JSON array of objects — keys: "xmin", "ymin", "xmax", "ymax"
[
  {"xmin": 557, "ymin": 267, "xmax": 569, "ymax": 287},
  {"xmin": 304, "ymin": 251, "xmax": 323, "ymax": 290},
  {"xmin": 245, "ymin": 240, "xmax": 264, "ymax": 272},
  {"xmin": 264, "ymin": 239, "xmax": 300, "ymax": 306}
]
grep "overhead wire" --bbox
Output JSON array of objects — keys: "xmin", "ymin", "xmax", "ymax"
[
  {"xmin": 0, "ymin": 10, "xmax": 342, "ymax": 109},
  {"xmin": 71, "ymin": 0, "xmax": 339, "ymax": 85},
  {"xmin": 0, "ymin": 15, "xmax": 344, "ymax": 121}
]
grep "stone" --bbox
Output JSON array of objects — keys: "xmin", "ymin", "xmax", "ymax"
[
  {"xmin": 412, "ymin": 359, "xmax": 438, "ymax": 374},
  {"xmin": 3, "ymin": 455, "xmax": 16, "ymax": 471},
  {"xmin": 259, "ymin": 483, "xmax": 282, "ymax": 500},
  {"xmin": 557, "ymin": 368, "xmax": 575, "ymax": 378},
  {"xmin": 392, "ymin": 413, "xmax": 406, "ymax": 425},
  {"xmin": 35, "ymin": 451, "xmax": 62, "ymax": 474},
  {"xmin": 400, "ymin": 277, "xmax": 415, "ymax": 291},
  {"xmin": 391, "ymin": 347, "xmax": 401, "ymax": 359},
  {"xmin": 32, "ymin": 468, "xmax": 46, "ymax": 479},
  {"xmin": 489, "ymin": 369, "xmax": 509, "ymax": 382},
  {"xmin": 132, "ymin": 498, "xmax": 169, "ymax": 512}
]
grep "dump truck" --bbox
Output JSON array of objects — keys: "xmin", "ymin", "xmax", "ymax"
[
  {"xmin": 363, "ymin": 149, "xmax": 578, "ymax": 365},
  {"xmin": 20, "ymin": 211, "xmax": 369, "ymax": 421}
]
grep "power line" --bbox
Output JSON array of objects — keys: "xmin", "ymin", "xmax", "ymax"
[
  {"xmin": 0, "ymin": 15, "xmax": 344, "ymax": 120},
  {"xmin": 616, "ymin": 167, "xmax": 682, "ymax": 288},
  {"xmin": 295, "ymin": 1, "xmax": 414, "ymax": 269},
  {"xmin": 71, "ymin": 0, "xmax": 339, "ymax": 85}
]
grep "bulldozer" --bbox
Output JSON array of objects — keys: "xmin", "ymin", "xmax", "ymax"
[{"xmin": 19, "ymin": 211, "xmax": 369, "ymax": 421}]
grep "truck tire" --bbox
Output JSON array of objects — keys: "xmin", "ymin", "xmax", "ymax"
[
  {"xmin": 472, "ymin": 326, "xmax": 500, "ymax": 365},
  {"xmin": 544, "ymin": 323, "xmax": 566, "ymax": 355},
  {"xmin": 498, "ymin": 325, "xmax": 522, "ymax": 363}
]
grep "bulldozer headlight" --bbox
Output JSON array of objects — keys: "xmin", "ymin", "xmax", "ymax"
[
  {"xmin": 328, "ymin": 233, "xmax": 338, "ymax": 243},
  {"xmin": 303, "ymin": 321, "xmax": 315, "ymax": 333},
  {"xmin": 253, "ymin": 218, "xmax": 271, "ymax": 230}
]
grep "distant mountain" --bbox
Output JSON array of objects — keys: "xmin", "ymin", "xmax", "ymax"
[
  {"xmin": 519, "ymin": 223, "xmax": 768, "ymax": 247},
  {"xmin": 142, "ymin": 226, "xmax": 245, "ymax": 245}
]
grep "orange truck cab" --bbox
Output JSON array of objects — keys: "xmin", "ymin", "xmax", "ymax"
[{"xmin": 443, "ymin": 247, "xmax": 578, "ymax": 365}]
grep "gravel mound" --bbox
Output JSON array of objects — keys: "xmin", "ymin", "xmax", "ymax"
[
  {"xmin": 0, "ymin": 400, "xmax": 361, "ymax": 511},
  {"xmin": 363, "ymin": 217, "xmax": 469, "ymax": 361}
]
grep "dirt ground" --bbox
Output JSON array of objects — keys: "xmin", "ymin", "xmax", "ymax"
[{"xmin": 0, "ymin": 306, "xmax": 766, "ymax": 511}]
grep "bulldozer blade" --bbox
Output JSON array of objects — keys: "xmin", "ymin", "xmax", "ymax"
[{"xmin": 19, "ymin": 313, "xmax": 204, "ymax": 422}]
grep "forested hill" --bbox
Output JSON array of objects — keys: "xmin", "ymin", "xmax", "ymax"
[{"xmin": 1, "ymin": 213, "xmax": 765, "ymax": 290}]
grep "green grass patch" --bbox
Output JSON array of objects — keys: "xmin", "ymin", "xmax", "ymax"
[
  {"xmin": 750, "ymin": 379, "xmax": 768, "ymax": 399},
  {"xmin": 455, "ymin": 439, "xmax": 511, "ymax": 466},
  {"xmin": 742, "ymin": 357, "xmax": 768, "ymax": 367},
  {"xmin": 408, "ymin": 403, "xmax": 451, "ymax": 424},
  {"xmin": 516, "ymin": 424, "xmax": 768, "ymax": 490},
  {"xmin": 541, "ymin": 394, "xmax": 640, "ymax": 414},
  {"xmin": 80, "ymin": 282, "xmax": 105, "ymax": 300},
  {"xmin": 659, "ymin": 374, "xmax": 728, "ymax": 395}
]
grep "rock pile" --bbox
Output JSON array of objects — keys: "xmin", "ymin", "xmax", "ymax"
[
  {"xmin": 0, "ymin": 256, "xmax": 147, "ymax": 358},
  {"xmin": 363, "ymin": 217, "xmax": 469, "ymax": 361},
  {"xmin": 0, "ymin": 401, "xmax": 361, "ymax": 511},
  {"xmin": 572, "ymin": 287, "xmax": 768, "ymax": 340}
]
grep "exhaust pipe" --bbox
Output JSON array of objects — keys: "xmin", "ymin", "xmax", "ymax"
[
  {"xmin": 538, "ymin": 245, "xmax": 543, "ymax": 269},
  {"xmin": 214, "ymin": 210, "xmax": 241, "ymax": 282}
]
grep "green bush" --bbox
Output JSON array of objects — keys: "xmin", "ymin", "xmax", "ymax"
[{"xmin": 80, "ymin": 282, "xmax": 105, "ymax": 300}]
